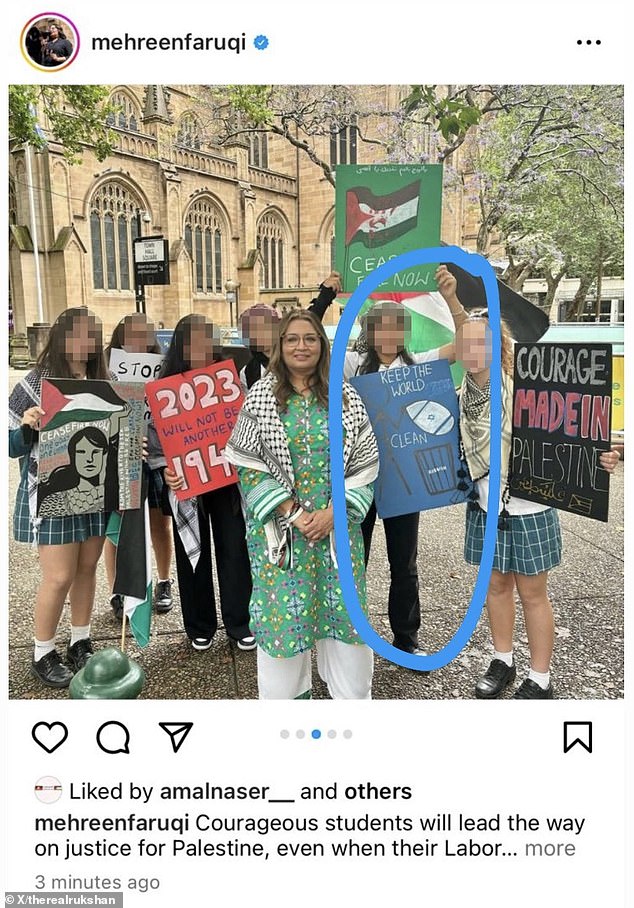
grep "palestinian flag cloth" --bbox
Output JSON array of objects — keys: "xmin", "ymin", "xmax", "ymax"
[
  {"xmin": 345, "ymin": 181, "xmax": 419, "ymax": 248},
  {"xmin": 106, "ymin": 474, "xmax": 152, "ymax": 648},
  {"xmin": 340, "ymin": 290, "xmax": 465, "ymax": 385}
]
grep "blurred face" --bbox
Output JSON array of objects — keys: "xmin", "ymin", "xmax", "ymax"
[
  {"xmin": 74, "ymin": 439, "xmax": 104, "ymax": 480},
  {"xmin": 368, "ymin": 313, "xmax": 406, "ymax": 360},
  {"xmin": 48, "ymin": 25, "xmax": 59, "ymax": 38},
  {"xmin": 122, "ymin": 314, "xmax": 156, "ymax": 353},
  {"xmin": 63, "ymin": 314, "xmax": 100, "ymax": 362},
  {"xmin": 246, "ymin": 314, "xmax": 279, "ymax": 352},
  {"xmin": 183, "ymin": 320, "xmax": 217, "ymax": 369},
  {"xmin": 456, "ymin": 320, "xmax": 492, "ymax": 373},
  {"xmin": 281, "ymin": 319, "xmax": 322, "ymax": 377}
]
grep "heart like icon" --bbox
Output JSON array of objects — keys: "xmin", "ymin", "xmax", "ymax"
[{"xmin": 32, "ymin": 721, "xmax": 69, "ymax": 754}]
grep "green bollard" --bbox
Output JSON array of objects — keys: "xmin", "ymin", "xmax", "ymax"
[{"xmin": 69, "ymin": 647, "xmax": 145, "ymax": 699}]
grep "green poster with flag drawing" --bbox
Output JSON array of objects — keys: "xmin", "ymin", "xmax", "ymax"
[{"xmin": 335, "ymin": 163, "xmax": 443, "ymax": 293}]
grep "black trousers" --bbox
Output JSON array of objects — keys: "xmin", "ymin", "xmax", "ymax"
[
  {"xmin": 172, "ymin": 484, "xmax": 252, "ymax": 641},
  {"xmin": 361, "ymin": 501, "xmax": 421, "ymax": 650}
]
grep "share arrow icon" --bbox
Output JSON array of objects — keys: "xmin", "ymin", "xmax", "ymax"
[{"xmin": 159, "ymin": 722, "xmax": 194, "ymax": 754}]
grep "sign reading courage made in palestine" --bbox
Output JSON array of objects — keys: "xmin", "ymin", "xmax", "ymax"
[
  {"xmin": 335, "ymin": 164, "xmax": 443, "ymax": 294},
  {"xmin": 511, "ymin": 343, "xmax": 612, "ymax": 522},
  {"xmin": 349, "ymin": 358, "xmax": 470, "ymax": 519}
]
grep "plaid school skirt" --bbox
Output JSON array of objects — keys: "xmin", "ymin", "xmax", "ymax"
[
  {"xmin": 464, "ymin": 505, "xmax": 562, "ymax": 576},
  {"xmin": 146, "ymin": 465, "xmax": 165, "ymax": 510},
  {"xmin": 13, "ymin": 481, "xmax": 108, "ymax": 545}
]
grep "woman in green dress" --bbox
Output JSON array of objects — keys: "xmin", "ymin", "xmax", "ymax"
[{"xmin": 225, "ymin": 310, "xmax": 379, "ymax": 699}]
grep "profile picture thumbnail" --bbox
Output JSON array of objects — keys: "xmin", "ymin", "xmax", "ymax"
[{"xmin": 22, "ymin": 12, "xmax": 79, "ymax": 71}]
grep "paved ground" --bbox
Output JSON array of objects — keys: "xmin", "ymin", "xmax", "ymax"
[{"xmin": 7, "ymin": 370, "xmax": 624, "ymax": 700}]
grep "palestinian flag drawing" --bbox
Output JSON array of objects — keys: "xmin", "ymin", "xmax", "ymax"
[
  {"xmin": 335, "ymin": 164, "xmax": 443, "ymax": 294},
  {"xmin": 40, "ymin": 379, "xmax": 128, "ymax": 431},
  {"xmin": 106, "ymin": 483, "xmax": 153, "ymax": 649},
  {"xmin": 345, "ymin": 182, "xmax": 420, "ymax": 248}
]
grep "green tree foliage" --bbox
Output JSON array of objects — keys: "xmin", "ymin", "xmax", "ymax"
[
  {"xmin": 197, "ymin": 85, "xmax": 486, "ymax": 186},
  {"xmin": 464, "ymin": 85, "xmax": 623, "ymax": 312},
  {"xmin": 8, "ymin": 85, "xmax": 116, "ymax": 162}
]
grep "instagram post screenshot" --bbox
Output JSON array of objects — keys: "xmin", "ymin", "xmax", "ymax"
[{"xmin": 2, "ymin": 2, "xmax": 629, "ymax": 905}]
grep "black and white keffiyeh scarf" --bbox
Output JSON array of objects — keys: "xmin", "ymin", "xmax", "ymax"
[
  {"xmin": 459, "ymin": 370, "xmax": 514, "ymax": 514},
  {"xmin": 8, "ymin": 368, "xmax": 50, "ymax": 543},
  {"xmin": 225, "ymin": 373, "xmax": 379, "ymax": 567}
]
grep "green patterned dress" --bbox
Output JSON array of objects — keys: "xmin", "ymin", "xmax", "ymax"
[{"xmin": 238, "ymin": 392, "xmax": 373, "ymax": 658}]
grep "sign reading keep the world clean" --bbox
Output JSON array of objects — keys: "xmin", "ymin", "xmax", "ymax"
[{"xmin": 349, "ymin": 357, "xmax": 470, "ymax": 518}]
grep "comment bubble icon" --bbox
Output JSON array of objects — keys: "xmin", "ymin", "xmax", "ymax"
[{"xmin": 96, "ymin": 720, "xmax": 131, "ymax": 755}]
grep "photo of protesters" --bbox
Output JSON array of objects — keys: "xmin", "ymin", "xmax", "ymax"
[
  {"xmin": 456, "ymin": 311, "xmax": 621, "ymax": 699},
  {"xmin": 7, "ymin": 82, "xmax": 623, "ymax": 701}
]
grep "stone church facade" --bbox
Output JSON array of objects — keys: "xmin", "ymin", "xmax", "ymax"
[{"xmin": 9, "ymin": 84, "xmax": 479, "ymax": 341}]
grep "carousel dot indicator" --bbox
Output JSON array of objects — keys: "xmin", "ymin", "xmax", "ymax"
[
  {"xmin": 311, "ymin": 729, "xmax": 321, "ymax": 739},
  {"xmin": 280, "ymin": 729, "xmax": 290, "ymax": 739},
  {"xmin": 343, "ymin": 729, "xmax": 353, "ymax": 739},
  {"xmin": 327, "ymin": 730, "xmax": 337, "ymax": 739},
  {"xmin": 296, "ymin": 729, "xmax": 305, "ymax": 739}
]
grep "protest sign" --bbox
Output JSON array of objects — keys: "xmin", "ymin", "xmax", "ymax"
[
  {"xmin": 510, "ymin": 343, "xmax": 612, "ymax": 521},
  {"xmin": 37, "ymin": 379, "xmax": 146, "ymax": 517},
  {"xmin": 335, "ymin": 163, "xmax": 443, "ymax": 294},
  {"xmin": 109, "ymin": 348, "xmax": 164, "ymax": 423},
  {"xmin": 146, "ymin": 360, "xmax": 244, "ymax": 499},
  {"xmin": 349, "ymin": 358, "xmax": 469, "ymax": 518}
]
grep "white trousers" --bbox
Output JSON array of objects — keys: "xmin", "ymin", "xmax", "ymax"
[{"xmin": 257, "ymin": 639, "xmax": 374, "ymax": 700}]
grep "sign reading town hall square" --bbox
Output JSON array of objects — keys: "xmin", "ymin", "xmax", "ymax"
[
  {"xmin": 511, "ymin": 343, "xmax": 612, "ymax": 522},
  {"xmin": 133, "ymin": 236, "xmax": 170, "ymax": 286}
]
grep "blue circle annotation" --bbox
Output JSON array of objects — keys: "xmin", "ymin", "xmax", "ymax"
[
  {"xmin": 329, "ymin": 246, "xmax": 502, "ymax": 672},
  {"xmin": 311, "ymin": 729, "xmax": 322, "ymax": 739}
]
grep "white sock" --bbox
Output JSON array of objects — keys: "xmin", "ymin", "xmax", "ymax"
[
  {"xmin": 494, "ymin": 649, "xmax": 514, "ymax": 667},
  {"xmin": 157, "ymin": 578, "xmax": 170, "ymax": 584},
  {"xmin": 528, "ymin": 668, "xmax": 551, "ymax": 690},
  {"xmin": 70, "ymin": 625, "xmax": 91, "ymax": 646},
  {"xmin": 34, "ymin": 638, "xmax": 56, "ymax": 662}
]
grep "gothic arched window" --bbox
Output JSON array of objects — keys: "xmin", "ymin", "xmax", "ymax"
[
  {"xmin": 257, "ymin": 212, "xmax": 286, "ymax": 290},
  {"xmin": 248, "ymin": 132, "xmax": 268, "ymax": 169},
  {"xmin": 106, "ymin": 91, "xmax": 141, "ymax": 132},
  {"xmin": 184, "ymin": 198, "xmax": 224, "ymax": 293},
  {"xmin": 90, "ymin": 181, "xmax": 142, "ymax": 290},
  {"xmin": 177, "ymin": 114, "xmax": 202, "ymax": 149}
]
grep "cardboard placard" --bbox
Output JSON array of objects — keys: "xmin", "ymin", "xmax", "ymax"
[
  {"xmin": 146, "ymin": 360, "xmax": 244, "ymax": 499},
  {"xmin": 510, "ymin": 343, "xmax": 612, "ymax": 521},
  {"xmin": 335, "ymin": 163, "xmax": 443, "ymax": 294},
  {"xmin": 350, "ymin": 359, "xmax": 470, "ymax": 518},
  {"xmin": 37, "ymin": 379, "xmax": 146, "ymax": 517}
]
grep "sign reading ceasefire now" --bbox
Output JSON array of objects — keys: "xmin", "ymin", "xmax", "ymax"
[
  {"xmin": 511, "ymin": 342, "xmax": 612, "ymax": 522},
  {"xmin": 146, "ymin": 361, "xmax": 244, "ymax": 499}
]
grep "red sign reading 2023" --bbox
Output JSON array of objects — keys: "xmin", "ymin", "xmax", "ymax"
[{"xmin": 146, "ymin": 360, "xmax": 244, "ymax": 499}]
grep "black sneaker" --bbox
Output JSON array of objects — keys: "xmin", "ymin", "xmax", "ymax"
[
  {"xmin": 191, "ymin": 637, "xmax": 213, "ymax": 651},
  {"xmin": 236, "ymin": 635, "xmax": 257, "ymax": 651},
  {"xmin": 31, "ymin": 650, "xmax": 73, "ymax": 689},
  {"xmin": 67, "ymin": 638, "xmax": 94, "ymax": 673},
  {"xmin": 475, "ymin": 659, "xmax": 516, "ymax": 699},
  {"xmin": 392, "ymin": 640, "xmax": 430, "ymax": 674},
  {"xmin": 154, "ymin": 580, "xmax": 173, "ymax": 613},
  {"xmin": 110, "ymin": 594, "xmax": 124, "ymax": 621},
  {"xmin": 513, "ymin": 678, "xmax": 554, "ymax": 699}
]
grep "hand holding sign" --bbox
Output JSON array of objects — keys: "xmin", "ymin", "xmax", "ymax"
[{"xmin": 146, "ymin": 360, "xmax": 244, "ymax": 499}]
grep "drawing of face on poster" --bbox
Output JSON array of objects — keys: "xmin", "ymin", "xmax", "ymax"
[
  {"xmin": 37, "ymin": 378, "xmax": 146, "ymax": 517},
  {"xmin": 37, "ymin": 427, "xmax": 111, "ymax": 517}
]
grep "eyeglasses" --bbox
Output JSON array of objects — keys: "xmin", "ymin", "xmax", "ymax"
[{"xmin": 281, "ymin": 333, "xmax": 320, "ymax": 347}]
